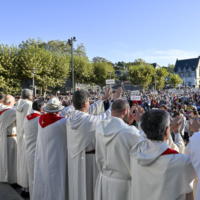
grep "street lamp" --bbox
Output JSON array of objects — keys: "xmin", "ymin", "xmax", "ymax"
[
  {"xmin": 31, "ymin": 68, "xmax": 36, "ymax": 97},
  {"xmin": 109, "ymin": 71, "xmax": 112, "ymax": 79},
  {"xmin": 109, "ymin": 71, "xmax": 112, "ymax": 88},
  {"xmin": 154, "ymin": 73, "xmax": 157, "ymax": 91},
  {"xmin": 68, "ymin": 37, "xmax": 77, "ymax": 93}
]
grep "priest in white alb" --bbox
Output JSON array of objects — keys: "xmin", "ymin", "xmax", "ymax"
[
  {"xmin": 130, "ymin": 109, "xmax": 196, "ymax": 200},
  {"xmin": 33, "ymin": 98, "xmax": 68, "ymax": 200},
  {"xmin": 95, "ymin": 98, "xmax": 141, "ymax": 200},
  {"xmin": 66, "ymin": 87, "xmax": 122, "ymax": 200},
  {"xmin": 24, "ymin": 100, "xmax": 44, "ymax": 200},
  {"xmin": 184, "ymin": 116, "xmax": 200, "ymax": 200},
  {"xmin": 0, "ymin": 95, "xmax": 17, "ymax": 184},
  {"xmin": 16, "ymin": 89, "xmax": 33, "ymax": 196}
]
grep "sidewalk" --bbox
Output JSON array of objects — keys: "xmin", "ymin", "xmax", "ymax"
[{"xmin": 0, "ymin": 183, "xmax": 29, "ymax": 200}]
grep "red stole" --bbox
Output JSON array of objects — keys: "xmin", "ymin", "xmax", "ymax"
[
  {"xmin": 161, "ymin": 148, "xmax": 178, "ymax": 156},
  {"xmin": 27, "ymin": 113, "xmax": 41, "ymax": 121},
  {"xmin": 39, "ymin": 113, "xmax": 64, "ymax": 128},
  {"xmin": 0, "ymin": 108, "xmax": 10, "ymax": 115}
]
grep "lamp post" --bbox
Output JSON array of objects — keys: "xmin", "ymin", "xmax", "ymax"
[
  {"xmin": 68, "ymin": 37, "xmax": 77, "ymax": 93},
  {"xmin": 154, "ymin": 73, "xmax": 157, "ymax": 91},
  {"xmin": 109, "ymin": 71, "xmax": 112, "ymax": 88},
  {"xmin": 31, "ymin": 68, "xmax": 36, "ymax": 97}
]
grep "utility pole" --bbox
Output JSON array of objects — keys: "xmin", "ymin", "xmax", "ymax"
[
  {"xmin": 68, "ymin": 37, "xmax": 77, "ymax": 93},
  {"xmin": 109, "ymin": 71, "xmax": 112, "ymax": 88},
  {"xmin": 31, "ymin": 68, "xmax": 36, "ymax": 97}
]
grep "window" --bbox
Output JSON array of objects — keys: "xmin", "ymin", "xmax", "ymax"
[
  {"xmin": 185, "ymin": 72, "xmax": 188, "ymax": 77},
  {"xmin": 188, "ymin": 71, "xmax": 191, "ymax": 77}
]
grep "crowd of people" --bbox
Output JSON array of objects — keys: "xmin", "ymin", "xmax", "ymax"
[{"xmin": 0, "ymin": 87, "xmax": 200, "ymax": 200}]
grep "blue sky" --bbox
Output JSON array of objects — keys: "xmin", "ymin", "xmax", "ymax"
[{"xmin": 1, "ymin": 0, "xmax": 200, "ymax": 66}]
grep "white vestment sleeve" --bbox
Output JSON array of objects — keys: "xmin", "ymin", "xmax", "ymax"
[
  {"xmin": 88, "ymin": 100, "xmax": 105, "ymax": 115},
  {"xmin": 185, "ymin": 142, "xmax": 191, "ymax": 155},
  {"xmin": 166, "ymin": 134, "xmax": 180, "ymax": 152},
  {"xmin": 174, "ymin": 133, "xmax": 185, "ymax": 153}
]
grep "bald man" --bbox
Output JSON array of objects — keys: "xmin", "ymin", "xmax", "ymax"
[
  {"xmin": 95, "ymin": 98, "xmax": 141, "ymax": 200},
  {"xmin": 0, "ymin": 95, "xmax": 17, "ymax": 184}
]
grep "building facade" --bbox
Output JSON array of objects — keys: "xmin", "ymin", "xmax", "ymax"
[{"xmin": 174, "ymin": 57, "xmax": 200, "ymax": 88}]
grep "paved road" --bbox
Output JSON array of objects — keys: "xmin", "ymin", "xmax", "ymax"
[{"xmin": 0, "ymin": 183, "xmax": 30, "ymax": 200}]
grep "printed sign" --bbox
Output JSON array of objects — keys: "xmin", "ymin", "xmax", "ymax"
[
  {"xmin": 130, "ymin": 90, "xmax": 140, "ymax": 95},
  {"xmin": 175, "ymin": 89, "xmax": 184, "ymax": 95},
  {"xmin": 106, "ymin": 79, "xmax": 115, "ymax": 84},
  {"xmin": 191, "ymin": 88, "xmax": 198, "ymax": 92},
  {"xmin": 151, "ymin": 91, "xmax": 158, "ymax": 95},
  {"xmin": 168, "ymin": 89, "xmax": 175, "ymax": 93},
  {"xmin": 130, "ymin": 95, "xmax": 141, "ymax": 101}
]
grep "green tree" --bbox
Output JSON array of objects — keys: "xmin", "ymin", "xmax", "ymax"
[
  {"xmin": 0, "ymin": 44, "xmax": 20, "ymax": 94},
  {"xmin": 133, "ymin": 58, "xmax": 147, "ymax": 66},
  {"xmin": 92, "ymin": 62, "xmax": 115, "ymax": 88},
  {"xmin": 129, "ymin": 60, "xmax": 156, "ymax": 89},
  {"xmin": 166, "ymin": 64, "xmax": 175, "ymax": 73},
  {"xmin": 35, "ymin": 49, "xmax": 69, "ymax": 94},
  {"xmin": 119, "ymin": 74, "xmax": 129, "ymax": 82},
  {"xmin": 169, "ymin": 73, "xmax": 182, "ymax": 88},
  {"xmin": 154, "ymin": 68, "xmax": 169, "ymax": 89},
  {"xmin": 17, "ymin": 44, "xmax": 43, "ymax": 88},
  {"xmin": 18, "ymin": 44, "xmax": 70, "ymax": 94},
  {"xmin": 92, "ymin": 57, "xmax": 113, "ymax": 65},
  {"xmin": 68, "ymin": 55, "xmax": 94, "ymax": 86},
  {"xmin": 19, "ymin": 38, "xmax": 88, "ymax": 58}
]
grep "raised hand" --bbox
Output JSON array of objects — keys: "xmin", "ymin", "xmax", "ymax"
[
  {"xmin": 132, "ymin": 106, "xmax": 144, "ymax": 123},
  {"xmin": 189, "ymin": 116, "xmax": 200, "ymax": 133},
  {"xmin": 102, "ymin": 88, "xmax": 112, "ymax": 101},
  {"xmin": 170, "ymin": 115, "xmax": 183, "ymax": 132},
  {"xmin": 113, "ymin": 87, "xmax": 123, "ymax": 99}
]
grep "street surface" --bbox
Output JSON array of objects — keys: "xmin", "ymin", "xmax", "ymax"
[{"xmin": 0, "ymin": 183, "xmax": 29, "ymax": 200}]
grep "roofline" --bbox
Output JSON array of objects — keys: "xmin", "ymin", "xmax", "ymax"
[{"xmin": 176, "ymin": 56, "xmax": 200, "ymax": 62}]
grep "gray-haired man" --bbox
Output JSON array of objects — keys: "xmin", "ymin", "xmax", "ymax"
[
  {"xmin": 130, "ymin": 109, "xmax": 196, "ymax": 200},
  {"xmin": 16, "ymin": 89, "xmax": 33, "ymax": 197}
]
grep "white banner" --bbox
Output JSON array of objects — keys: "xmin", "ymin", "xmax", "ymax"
[
  {"xmin": 130, "ymin": 95, "xmax": 141, "ymax": 101},
  {"xmin": 130, "ymin": 90, "xmax": 140, "ymax": 95},
  {"xmin": 175, "ymin": 89, "xmax": 184, "ymax": 95},
  {"xmin": 168, "ymin": 89, "xmax": 176, "ymax": 93},
  {"xmin": 191, "ymin": 88, "xmax": 198, "ymax": 92},
  {"xmin": 151, "ymin": 91, "xmax": 158, "ymax": 95},
  {"xmin": 106, "ymin": 79, "xmax": 115, "ymax": 84}
]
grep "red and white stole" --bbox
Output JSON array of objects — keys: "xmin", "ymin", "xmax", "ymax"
[
  {"xmin": 39, "ymin": 113, "xmax": 64, "ymax": 128},
  {"xmin": 27, "ymin": 113, "xmax": 41, "ymax": 121}
]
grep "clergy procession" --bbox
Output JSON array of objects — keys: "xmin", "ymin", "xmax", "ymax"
[{"xmin": 1, "ymin": 87, "xmax": 200, "ymax": 200}]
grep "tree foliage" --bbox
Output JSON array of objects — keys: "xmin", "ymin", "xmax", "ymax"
[
  {"xmin": 68, "ymin": 55, "xmax": 93, "ymax": 85},
  {"xmin": 154, "ymin": 68, "xmax": 169, "ymax": 89},
  {"xmin": 92, "ymin": 62, "xmax": 115, "ymax": 87},
  {"xmin": 129, "ymin": 59, "xmax": 156, "ymax": 89},
  {"xmin": 0, "ymin": 45, "xmax": 20, "ymax": 94},
  {"xmin": 92, "ymin": 56, "xmax": 113, "ymax": 65},
  {"xmin": 169, "ymin": 73, "xmax": 182, "ymax": 88},
  {"xmin": 166, "ymin": 64, "xmax": 175, "ymax": 73}
]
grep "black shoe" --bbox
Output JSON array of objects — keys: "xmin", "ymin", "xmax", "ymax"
[
  {"xmin": 21, "ymin": 191, "xmax": 30, "ymax": 198},
  {"xmin": 10, "ymin": 183, "xmax": 21, "ymax": 189}
]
